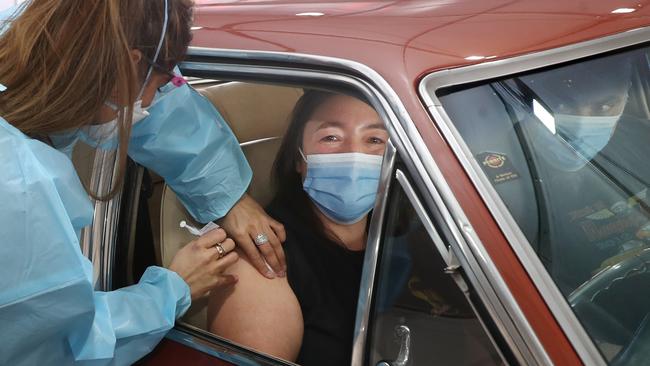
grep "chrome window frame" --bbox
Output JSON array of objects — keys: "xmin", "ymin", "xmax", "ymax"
[
  {"xmin": 419, "ymin": 24, "xmax": 650, "ymax": 366},
  {"xmin": 168, "ymin": 325, "xmax": 298, "ymax": 366},
  {"xmin": 175, "ymin": 47, "xmax": 547, "ymax": 365}
]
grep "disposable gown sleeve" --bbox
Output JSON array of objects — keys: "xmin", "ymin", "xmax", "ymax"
[
  {"xmin": 128, "ymin": 83, "xmax": 252, "ymax": 223},
  {"xmin": 0, "ymin": 131, "xmax": 190, "ymax": 366},
  {"xmin": 73, "ymin": 267, "xmax": 191, "ymax": 365}
]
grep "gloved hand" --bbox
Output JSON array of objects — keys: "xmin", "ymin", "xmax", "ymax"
[
  {"xmin": 169, "ymin": 227, "xmax": 239, "ymax": 300},
  {"xmin": 219, "ymin": 194, "xmax": 287, "ymax": 279}
]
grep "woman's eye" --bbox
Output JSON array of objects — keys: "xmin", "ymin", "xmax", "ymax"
[
  {"xmin": 368, "ymin": 137, "xmax": 385, "ymax": 144},
  {"xmin": 321, "ymin": 135, "xmax": 339, "ymax": 142}
]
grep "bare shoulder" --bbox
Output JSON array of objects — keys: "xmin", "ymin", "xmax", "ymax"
[{"xmin": 207, "ymin": 249, "xmax": 303, "ymax": 361}]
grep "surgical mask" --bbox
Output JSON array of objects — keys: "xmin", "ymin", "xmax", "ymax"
[
  {"xmin": 77, "ymin": 97, "xmax": 159, "ymax": 150},
  {"xmin": 302, "ymin": 150, "xmax": 383, "ymax": 225},
  {"xmin": 555, "ymin": 113, "xmax": 621, "ymax": 159},
  {"xmin": 50, "ymin": 91, "xmax": 168, "ymax": 155}
]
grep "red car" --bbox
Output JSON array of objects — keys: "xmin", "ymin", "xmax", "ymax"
[{"xmin": 75, "ymin": 1, "xmax": 650, "ymax": 365}]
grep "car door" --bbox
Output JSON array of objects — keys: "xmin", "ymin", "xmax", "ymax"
[{"xmin": 352, "ymin": 142, "xmax": 509, "ymax": 366}]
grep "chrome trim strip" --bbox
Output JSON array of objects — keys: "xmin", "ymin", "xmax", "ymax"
[
  {"xmin": 352, "ymin": 140, "xmax": 397, "ymax": 366},
  {"xmin": 417, "ymin": 24, "xmax": 650, "ymax": 366},
  {"xmin": 187, "ymin": 78, "xmax": 220, "ymax": 86},
  {"xmin": 181, "ymin": 48, "xmax": 548, "ymax": 365},
  {"xmin": 166, "ymin": 329, "xmax": 259, "ymax": 366},
  {"xmin": 83, "ymin": 149, "xmax": 122, "ymax": 291},
  {"xmin": 239, "ymin": 136, "xmax": 281, "ymax": 147},
  {"xmin": 421, "ymin": 27, "xmax": 649, "ymax": 98},
  {"xmin": 166, "ymin": 326, "xmax": 295, "ymax": 366}
]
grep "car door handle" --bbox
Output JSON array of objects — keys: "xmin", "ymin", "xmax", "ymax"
[{"xmin": 377, "ymin": 324, "xmax": 411, "ymax": 366}]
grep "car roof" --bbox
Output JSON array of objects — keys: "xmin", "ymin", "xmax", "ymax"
[{"xmin": 192, "ymin": 0, "xmax": 650, "ymax": 82}]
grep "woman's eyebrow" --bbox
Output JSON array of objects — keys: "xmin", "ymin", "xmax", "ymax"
[
  {"xmin": 314, "ymin": 121, "xmax": 386, "ymax": 130},
  {"xmin": 363, "ymin": 123, "xmax": 386, "ymax": 130},
  {"xmin": 315, "ymin": 120, "xmax": 344, "ymax": 130}
]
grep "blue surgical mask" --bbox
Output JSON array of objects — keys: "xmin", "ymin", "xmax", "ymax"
[
  {"xmin": 302, "ymin": 150, "xmax": 383, "ymax": 225},
  {"xmin": 555, "ymin": 113, "xmax": 622, "ymax": 159},
  {"xmin": 50, "ymin": 93, "xmax": 163, "ymax": 154},
  {"xmin": 78, "ymin": 98, "xmax": 156, "ymax": 150}
]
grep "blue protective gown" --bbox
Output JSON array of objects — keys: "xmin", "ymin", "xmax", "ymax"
[{"xmin": 0, "ymin": 81, "xmax": 252, "ymax": 364}]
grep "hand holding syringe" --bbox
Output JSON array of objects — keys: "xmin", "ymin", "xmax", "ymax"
[{"xmin": 180, "ymin": 220, "xmax": 220, "ymax": 236}]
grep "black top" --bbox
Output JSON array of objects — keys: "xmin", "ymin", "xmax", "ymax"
[{"xmin": 267, "ymin": 202, "xmax": 365, "ymax": 366}]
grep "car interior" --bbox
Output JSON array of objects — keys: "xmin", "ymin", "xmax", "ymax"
[
  {"xmin": 70, "ymin": 77, "xmax": 505, "ymax": 364},
  {"xmin": 158, "ymin": 81, "xmax": 303, "ymax": 329}
]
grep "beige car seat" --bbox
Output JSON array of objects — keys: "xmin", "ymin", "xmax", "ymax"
[{"xmin": 159, "ymin": 82, "xmax": 302, "ymax": 329}]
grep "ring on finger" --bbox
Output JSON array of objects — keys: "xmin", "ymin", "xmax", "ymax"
[
  {"xmin": 215, "ymin": 242, "xmax": 226, "ymax": 259},
  {"xmin": 254, "ymin": 233, "xmax": 269, "ymax": 246}
]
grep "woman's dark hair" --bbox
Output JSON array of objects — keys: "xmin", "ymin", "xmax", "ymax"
[{"xmin": 271, "ymin": 89, "xmax": 339, "ymax": 243}]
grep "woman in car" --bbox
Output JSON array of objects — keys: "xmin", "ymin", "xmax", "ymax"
[{"xmin": 208, "ymin": 90, "xmax": 388, "ymax": 365}]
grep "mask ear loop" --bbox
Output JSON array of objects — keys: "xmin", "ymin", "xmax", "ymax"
[
  {"xmin": 298, "ymin": 147, "xmax": 308, "ymax": 163},
  {"xmin": 117, "ymin": 0, "xmax": 168, "ymax": 122},
  {"xmin": 111, "ymin": 0, "xmax": 168, "ymax": 127}
]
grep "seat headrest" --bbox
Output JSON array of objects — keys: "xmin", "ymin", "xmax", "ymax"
[{"xmin": 199, "ymin": 82, "xmax": 303, "ymax": 143}]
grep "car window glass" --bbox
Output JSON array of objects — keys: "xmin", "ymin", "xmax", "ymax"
[
  {"xmin": 367, "ymin": 166, "xmax": 503, "ymax": 365},
  {"xmin": 438, "ymin": 47, "xmax": 650, "ymax": 364}
]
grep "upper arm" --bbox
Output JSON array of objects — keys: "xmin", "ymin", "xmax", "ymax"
[
  {"xmin": 207, "ymin": 250, "xmax": 303, "ymax": 361},
  {"xmin": 128, "ymin": 85, "xmax": 252, "ymax": 222}
]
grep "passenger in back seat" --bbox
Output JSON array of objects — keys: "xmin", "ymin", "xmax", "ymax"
[{"xmin": 207, "ymin": 90, "xmax": 388, "ymax": 365}]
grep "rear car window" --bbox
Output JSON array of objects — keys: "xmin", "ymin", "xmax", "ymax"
[{"xmin": 436, "ymin": 47, "xmax": 650, "ymax": 364}]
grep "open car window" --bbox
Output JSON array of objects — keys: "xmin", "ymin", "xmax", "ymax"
[
  {"xmin": 153, "ymin": 82, "xmax": 390, "ymax": 365},
  {"xmin": 437, "ymin": 47, "xmax": 650, "ymax": 364},
  {"xmin": 149, "ymin": 79, "xmax": 505, "ymax": 365},
  {"xmin": 120, "ymin": 59, "xmax": 527, "ymax": 364}
]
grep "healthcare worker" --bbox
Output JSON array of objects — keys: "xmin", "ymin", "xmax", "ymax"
[{"xmin": 0, "ymin": 0, "xmax": 284, "ymax": 365}]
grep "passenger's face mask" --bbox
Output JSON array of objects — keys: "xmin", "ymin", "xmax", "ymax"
[
  {"xmin": 301, "ymin": 150, "xmax": 383, "ymax": 225},
  {"xmin": 555, "ymin": 113, "xmax": 622, "ymax": 158}
]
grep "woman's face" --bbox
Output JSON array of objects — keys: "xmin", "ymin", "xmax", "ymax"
[{"xmin": 299, "ymin": 95, "xmax": 387, "ymax": 174}]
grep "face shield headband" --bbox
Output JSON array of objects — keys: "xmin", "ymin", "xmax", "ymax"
[{"xmin": 139, "ymin": 0, "xmax": 170, "ymax": 98}]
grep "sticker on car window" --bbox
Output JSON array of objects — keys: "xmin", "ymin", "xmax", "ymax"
[{"xmin": 476, "ymin": 151, "xmax": 520, "ymax": 185}]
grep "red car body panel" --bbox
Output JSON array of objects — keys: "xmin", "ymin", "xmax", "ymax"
[{"xmin": 163, "ymin": 1, "xmax": 650, "ymax": 364}]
